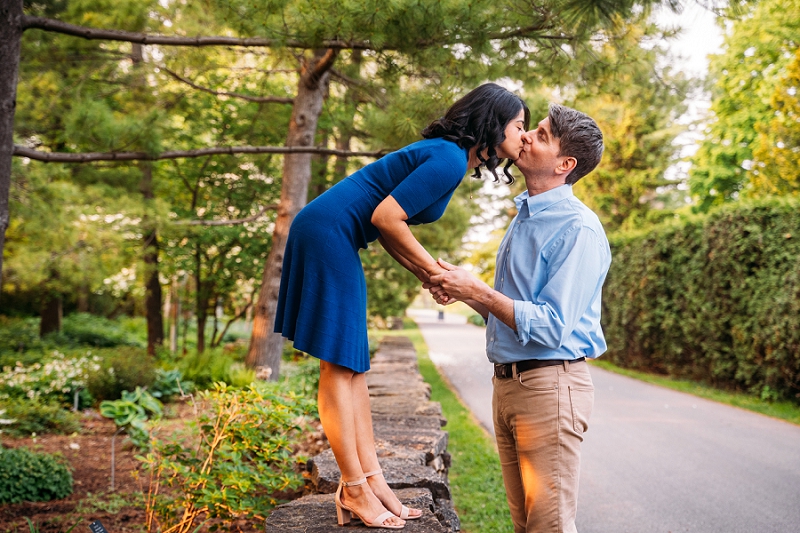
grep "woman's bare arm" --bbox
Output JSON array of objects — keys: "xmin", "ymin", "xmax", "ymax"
[{"xmin": 371, "ymin": 195, "xmax": 446, "ymax": 278}]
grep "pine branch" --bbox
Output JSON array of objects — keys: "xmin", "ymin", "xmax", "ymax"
[
  {"xmin": 13, "ymin": 144, "xmax": 389, "ymax": 163},
  {"xmin": 21, "ymin": 15, "xmax": 573, "ymax": 52},
  {"xmin": 160, "ymin": 67, "xmax": 294, "ymax": 104},
  {"xmin": 21, "ymin": 15, "xmax": 375, "ymax": 49}
]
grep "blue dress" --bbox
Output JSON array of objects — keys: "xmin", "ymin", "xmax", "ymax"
[{"xmin": 274, "ymin": 138, "xmax": 468, "ymax": 372}]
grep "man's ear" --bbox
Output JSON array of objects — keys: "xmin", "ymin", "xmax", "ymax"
[{"xmin": 555, "ymin": 156, "xmax": 577, "ymax": 176}]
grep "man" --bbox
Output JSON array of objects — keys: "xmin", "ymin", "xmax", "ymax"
[{"xmin": 428, "ymin": 104, "xmax": 609, "ymax": 533}]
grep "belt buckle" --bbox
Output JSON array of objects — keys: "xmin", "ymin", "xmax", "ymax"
[{"xmin": 494, "ymin": 363, "xmax": 509, "ymax": 379}]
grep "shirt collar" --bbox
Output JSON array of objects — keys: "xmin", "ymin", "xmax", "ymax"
[{"xmin": 514, "ymin": 184, "xmax": 573, "ymax": 217}]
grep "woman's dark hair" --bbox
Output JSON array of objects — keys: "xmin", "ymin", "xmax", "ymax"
[{"xmin": 421, "ymin": 83, "xmax": 530, "ymax": 183}]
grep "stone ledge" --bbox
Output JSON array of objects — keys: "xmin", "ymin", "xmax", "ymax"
[{"xmin": 266, "ymin": 336, "xmax": 460, "ymax": 532}]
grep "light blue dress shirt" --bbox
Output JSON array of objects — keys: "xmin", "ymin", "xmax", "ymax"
[{"xmin": 486, "ymin": 184, "xmax": 611, "ymax": 364}]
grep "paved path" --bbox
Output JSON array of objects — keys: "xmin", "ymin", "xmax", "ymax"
[{"xmin": 409, "ymin": 309, "xmax": 800, "ymax": 533}]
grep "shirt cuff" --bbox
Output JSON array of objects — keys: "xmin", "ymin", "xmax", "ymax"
[{"xmin": 513, "ymin": 300, "xmax": 532, "ymax": 346}]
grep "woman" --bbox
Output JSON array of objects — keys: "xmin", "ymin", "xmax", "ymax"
[{"xmin": 275, "ymin": 83, "xmax": 529, "ymax": 528}]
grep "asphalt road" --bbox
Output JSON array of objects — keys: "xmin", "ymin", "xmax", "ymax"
[{"xmin": 408, "ymin": 309, "xmax": 800, "ymax": 533}]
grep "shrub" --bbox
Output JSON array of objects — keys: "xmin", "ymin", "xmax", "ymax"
[
  {"xmin": 86, "ymin": 347, "xmax": 156, "ymax": 402},
  {"xmin": 60, "ymin": 313, "xmax": 142, "ymax": 348},
  {"xmin": 177, "ymin": 348, "xmax": 254, "ymax": 389},
  {"xmin": 100, "ymin": 387, "xmax": 163, "ymax": 450},
  {"xmin": 0, "ymin": 351, "xmax": 100, "ymax": 405},
  {"xmin": 467, "ymin": 314, "xmax": 486, "ymax": 327},
  {"xmin": 0, "ymin": 447, "xmax": 73, "ymax": 504},
  {"xmin": 0, "ymin": 317, "xmax": 42, "ymax": 359},
  {"xmin": 0, "ymin": 398, "xmax": 80, "ymax": 437},
  {"xmin": 149, "ymin": 368, "xmax": 193, "ymax": 400},
  {"xmin": 603, "ymin": 198, "xmax": 800, "ymax": 401},
  {"xmin": 140, "ymin": 383, "xmax": 315, "ymax": 531}
]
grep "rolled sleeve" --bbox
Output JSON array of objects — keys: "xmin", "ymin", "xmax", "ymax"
[{"xmin": 512, "ymin": 225, "xmax": 608, "ymax": 349}]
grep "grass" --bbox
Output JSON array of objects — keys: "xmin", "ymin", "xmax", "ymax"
[
  {"xmin": 589, "ymin": 359, "xmax": 800, "ymax": 426},
  {"xmin": 370, "ymin": 321, "xmax": 513, "ymax": 533}
]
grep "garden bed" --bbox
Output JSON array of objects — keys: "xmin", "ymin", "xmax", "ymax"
[{"xmin": 2, "ymin": 400, "xmax": 326, "ymax": 533}]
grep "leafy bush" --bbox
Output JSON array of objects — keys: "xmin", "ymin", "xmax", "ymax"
[
  {"xmin": 0, "ymin": 447, "xmax": 73, "ymax": 504},
  {"xmin": 0, "ymin": 398, "xmax": 80, "ymax": 437},
  {"xmin": 0, "ymin": 315, "xmax": 143, "ymax": 365},
  {"xmin": 467, "ymin": 314, "xmax": 486, "ymax": 327},
  {"xmin": 140, "ymin": 383, "xmax": 315, "ymax": 531},
  {"xmin": 603, "ymin": 198, "xmax": 800, "ymax": 401},
  {"xmin": 177, "ymin": 348, "xmax": 254, "ymax": 389},
  {"xmin": 86, "ymin": 347, "xmax": 156, "ymax": 402},
  {"xmin": 0, "ymin": 351, "xmax": 100, "ymax": 404},
  {"xmin": 100, "ymin": 387, "xmax": 163, "ymax": 449},
  {"xmin": 60, "ymin": 313, "xmax": 142, "ymax": 348},
  {"xmin": 0, "ymin": 317, "xmax": 42, "ymax": 359},
  {"xmin": 149, "ymin": 368, "xmax": 194, "ymax": 400}
]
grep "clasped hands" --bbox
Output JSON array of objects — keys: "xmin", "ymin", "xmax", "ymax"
[{"xmin": 423, "ymin": 259, "xmax": 478, "ymax": 306}]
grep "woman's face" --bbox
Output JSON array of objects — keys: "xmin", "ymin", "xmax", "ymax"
[{"xmin": 495, "ymin": 108, "xmax": 527, "ymax": 161}]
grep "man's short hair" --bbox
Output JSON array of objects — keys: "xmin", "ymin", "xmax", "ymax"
[{"xmin": 548, "ymin": 104, "xmax": 604, "ymax": 184}]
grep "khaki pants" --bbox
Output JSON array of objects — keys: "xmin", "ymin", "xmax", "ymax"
[{"xmin": 492, "ymin": 360, "xmax": 594, "ymax": 533}]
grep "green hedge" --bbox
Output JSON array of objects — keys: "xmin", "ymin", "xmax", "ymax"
[{"xmin": 602, "ymin": 198, "xmax": 800, "ymax": 401}]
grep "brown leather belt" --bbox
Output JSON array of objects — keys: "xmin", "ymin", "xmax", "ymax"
[{"xmin": 493, "ymin": 357, "xmax": 586, "ymax": 379}]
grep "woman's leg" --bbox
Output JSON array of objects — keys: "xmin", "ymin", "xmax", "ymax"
[
  {"xmin": 318, "ymin": 360, "xmax": 404, "ymax": 527},
  {"xmin": 351, "ymin": 372, "xmax": 422, "ymax": 519}
]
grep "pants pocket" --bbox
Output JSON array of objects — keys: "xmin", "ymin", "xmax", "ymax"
[{"xmin": 569, "ymin": 386, "xmax": 594, "ymax": 435}]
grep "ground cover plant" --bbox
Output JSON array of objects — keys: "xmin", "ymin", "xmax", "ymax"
[{"xmin": 0, "ymin": 446, "xmax": 73, "ymax": 504}]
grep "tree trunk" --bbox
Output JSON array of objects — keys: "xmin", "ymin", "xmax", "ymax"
[
  {"xmin": 246, "ymin": 48, "xmax": 337, "ymax": 380},
  {"xmin": 40, "ymin": 291, "xmax": 62, "ymax": 337},
  {"xmin": 133, "ymin": 44, "xmax": 163, "ymax": 356},
  {"xmin": 0, "ymin": 0, "xmax": 23, "ymax": 291},
  {"xmin": 139, "ymin": 161, "xmax": 164, "ymax": 355}
]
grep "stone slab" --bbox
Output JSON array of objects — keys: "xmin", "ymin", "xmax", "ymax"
[
  {"xmin": 308, "ymin": 450, "xmax": 450, "ymax": 500},
  {"xmin": 373, "ymin": 428, "xmax": 448, "ymax": 463},
  {"xmin": 265, "ymin": 488, "xmax": 450, "ymax": 532},
  {"xmin": 369, "ymin": 396, "xmax": 442, "ymax": 418},
  {"xmin": 372, "ymin": 414, "xmax": 446, "ymax": 430}
]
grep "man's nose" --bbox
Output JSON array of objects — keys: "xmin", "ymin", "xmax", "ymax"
[{"xmin": 521, "ymin": 131, "xmax": 534, "ymax": 143}]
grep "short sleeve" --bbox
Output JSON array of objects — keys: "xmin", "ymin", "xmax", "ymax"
[{"xmin": 390, "ymin": 144, "xmax": 467, "ymax": 220}]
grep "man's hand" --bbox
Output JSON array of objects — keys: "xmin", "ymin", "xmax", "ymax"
[{"xmin": 429, "ymin": 259, "xmax": 485, "ymax": 302}]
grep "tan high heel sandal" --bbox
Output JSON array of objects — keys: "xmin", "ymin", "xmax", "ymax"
[
  {"xmin": 364, "ymin": 469, "xmax": 422, "ymax": 520},
  {"xmin": 334, "ymin": 477, "xmax": 405, "ymax": 529}
]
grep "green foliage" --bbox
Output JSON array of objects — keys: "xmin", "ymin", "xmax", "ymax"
[
  {"xmin": 100, "ymin": 387, "xmax": 164, "ymax": 449},
  {"xmin": 0, "ymin": 314, "xmax": 144, "ymax": 365},
  {"xmin": 86, "ymin": 347, "xmax": 156, "ymax": 402},
  {"xmin": 60, "ymin": 313, "xmax": 143, "ymax": 348},
  {"xmin": 752, "ymin": 46, "xmax": 800, "ymax": 196},
  {"xmin": 689, "ymin": 0, "xmax": 800, "ymax": 210},
  {"xmin": 0, "ymin": 397, "xmax": 80, "ymax": 437},
  {"xmin": 602, "ymin": 198, "xmax": 800, "ymax": 401},
  {"xmin": 467, "ymin": 314, "xmax": 486, "ymax": 327},
  {"xmin": 0, "ymin": 447, "xmax": 73, "ymax": 504},
  {"xmin": 571, "ymin": 15, "xmax": 691, "ymax": 231},
  {"xmin": 140, "ymin": 382, "xmax": 315, "ymax": 529},
  {"xmin": 149, "ymin": 368, "xmax": 194, "ymax": 400},
  {"xmin": 176, "ymin": 347, "xmax": 255, "ymax": 389}
]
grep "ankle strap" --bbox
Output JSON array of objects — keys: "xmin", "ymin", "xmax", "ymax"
[
  {"xmin": 340, "ymin": 477, "xmax": 367, "ymax": 487},
  {"xmin": 363, "ymin": 469, "xmax": 383, "ymax": 478}
]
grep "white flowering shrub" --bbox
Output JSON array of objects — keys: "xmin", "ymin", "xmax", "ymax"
[{"xmin": 0, "ymin": 351, "xmax": 101, "ymax": 403}]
